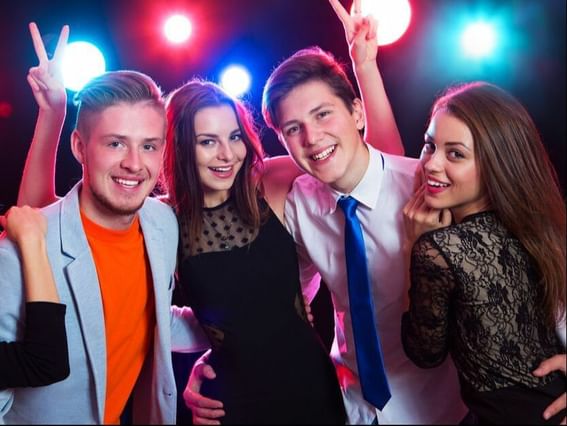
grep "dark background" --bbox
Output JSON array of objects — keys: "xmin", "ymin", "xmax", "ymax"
[
  {"xmin": 0, "ymin": 1, "xmax": 565, "ymax": 423},
  {"xmin": 0, "ymin": 0, "xmax": 565, "ymax": 210}
]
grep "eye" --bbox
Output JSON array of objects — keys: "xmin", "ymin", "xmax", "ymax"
[
  {"xmin": 316, "ymin": 110, "xmax": 331, "ymax": 119},
  {"xmin": 230, "ymin": 132, "xmax": 243, "ymax": 142},
  {"xmin": 198, "ymin": 139, "xmax": 215, "ymax": 146},
  {"xmin": 420, "ymin": 141, "xmax": 436, "ymax": 156},
  {"xmin": 108, "ymin": 140, "xmax": 124, "ymax": 149},
  {"xmin": 448, "ymin": 150, "xmax": 465, "ymax": 160},
  {"xmin": 284, "ymin": 125, "xmax": 300, "ymax": 137},
  {"xmin": 143, "ymin": 143, "xmax": 157, "ymax": 152}
]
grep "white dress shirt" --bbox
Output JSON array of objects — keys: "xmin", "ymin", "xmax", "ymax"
[{"xmin": 285, "ymin": 144, "xmax": 467, "ymax": 424}]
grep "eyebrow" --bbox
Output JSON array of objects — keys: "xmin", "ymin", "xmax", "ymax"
[
  {"xmin": 280, "ymin": 102, "xmax": 335, "ymax": 129},
  {"xmin": 424, "ymin": 134, "xmax": 472, "ymax": 151},
  {"xmin": 102, "ymin": 134, "xmax": 164, "ymax": 143},
  {"xmin": 195, "ymin": 128, "xmax": 241, "ymax": 138}
]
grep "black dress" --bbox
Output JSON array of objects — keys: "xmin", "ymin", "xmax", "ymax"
[
  {"xmin": 177, "ymin": 198, "xmax": 346, "ymax": 424},
  {"xmin": 0, "ymin": 302, "xmax": 69, "ymax": 389},
  {"xmin": 401, "ymin": 211, "xmax": 566, "ymax": 424}
]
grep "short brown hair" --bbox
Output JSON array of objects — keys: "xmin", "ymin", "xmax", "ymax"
[
  {"xmin": 73, "ymin": 70, "xmax": 164, "ymax": 137},
  {"xmin": 262, "ymin": 46, "xmax": 357, "ymax": 130}
]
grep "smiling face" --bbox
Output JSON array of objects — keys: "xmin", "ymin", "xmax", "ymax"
[
  {"xmin": 275, "ymin": 79, "xmax": 368, "ymax": 194},
  {"xmin": 421, "ymin": 109, "xmax": 489, "ymax": 223},
  {"xmin": 71, "ymin": 101, "xmax": 166, "ymax": 229},
  {"xmin": 194, "ymin": 104, "xmax": 247, "ymax": 207}
]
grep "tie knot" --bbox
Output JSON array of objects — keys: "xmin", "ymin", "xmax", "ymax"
[{"xmin": 338, "ymin": 196, "xmax": 358, "ymax": 218}]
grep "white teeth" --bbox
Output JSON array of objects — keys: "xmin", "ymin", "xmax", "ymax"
[
  {"xmin": 427, "ymin": 179, "xmax": 449, "ymax": 187},
  {"xmin": 312, "ymin": 146, "xmax": 335, "ymax": 161},
  {"xmin": 211, "ymin": 166, "xmax": 231, "ymax": 172},
  {"xmin": 114, "ymin": 178, "xmax": 140, "ymax": 187}
]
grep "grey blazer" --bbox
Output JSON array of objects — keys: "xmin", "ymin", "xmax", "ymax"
[{"xmin": 0, "ymin": 183, "xmax": 181, "ymax": 424}]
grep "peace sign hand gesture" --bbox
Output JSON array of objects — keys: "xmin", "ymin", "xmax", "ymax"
[
  {"xmin": 328, "ymin": 0, "xmax": 378, "ymax": 68},
  {"xmin": 27, "ymin": 22, "xmax": 69, "ymax": 112}
]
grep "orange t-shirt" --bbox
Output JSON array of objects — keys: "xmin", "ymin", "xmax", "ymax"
[{"xmin": 81, "ymin": 212, "xmax": 155, "ymax": 424}]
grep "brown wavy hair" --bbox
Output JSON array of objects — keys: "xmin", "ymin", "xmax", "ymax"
[
  {"xmin": 431, "ymin": 81, "xmax": 566, "ymax": 327},
  {"xmin": 161, "ymin": 80, "xmax": 265, "ymax": 253}
]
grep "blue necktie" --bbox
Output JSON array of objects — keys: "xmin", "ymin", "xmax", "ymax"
[{"xmin": 338, "ymin": 195, "xmax": 391, "ymax": 410}]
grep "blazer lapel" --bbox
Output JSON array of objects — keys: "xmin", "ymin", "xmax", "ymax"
[{"xmin": 60, "ymin": 183, "xmax": 107, "ymax": 423}]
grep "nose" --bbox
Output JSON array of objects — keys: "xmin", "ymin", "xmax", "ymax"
[
  {"xmin": 303, "ymin": 123, "xmax": 323, "ymax": 146},
  {"xmin": 217, "ymin": 141, "xmax": 236, "ymax": 162},
  {"xmin": 422, "ymin": 151, "xmax": 443, "ymax": 174},
  {"xmin": 121, "ymin": 148, "xmax": 143, "ymax": 172}
]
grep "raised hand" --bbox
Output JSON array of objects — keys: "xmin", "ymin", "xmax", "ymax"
[
  {"xmin": 328, "ymin": 0, "xmax": 378, "ymax": 68},
  {"xmin": 1, "ymin": 206, "xmax": 47, "ymax": 246},
  {"xmin": 402, "ymin": 184, "xmax": 452, "ymax": 251},
  {"xmin": 27, "ymin": 22, "xmax": 69, "ymax": 112}
]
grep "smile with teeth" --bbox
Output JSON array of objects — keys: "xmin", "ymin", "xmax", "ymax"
[
  {"xmin": 210, "ymin": 166, "xmax": 232, "ymax": 172},
  {"xmin": 427, "ymin": 179, "xmax": 450, "ymax": 188},
  {"xmin": 311, "ymin": 145, "xmax": 336, "ymax": 161},
  {"xmin": 113, "ymin": 177, "xmax": 142, "ymax": 187}
]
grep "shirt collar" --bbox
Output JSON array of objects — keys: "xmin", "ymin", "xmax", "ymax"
[{"xmin": 323, "ymin": 144, "xmax": 385, "ymax": 214}]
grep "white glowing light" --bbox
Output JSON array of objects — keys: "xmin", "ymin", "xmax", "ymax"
[
  {"xmin": 220, "ymin": 65, "xmax": 251, "ymax": 98},
  {"xmin": 62, "ymin": 41, "xmax": 106, "ymax": 92},
  {"xmin": 164, "ymin": 14, "xmax": 192, "ymax": 44},
  {"xmin": 355, "ymin": 0, "xmax": 412, "ymax": 46},
  {"xmin": 461, "ymin": 22, "xmax": 497, "ymax": 58}
]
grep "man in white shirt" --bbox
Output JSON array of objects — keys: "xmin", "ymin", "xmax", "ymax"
[{"xmin": 260, "ymin": 47, "xmax": 467, "ymax": 424}]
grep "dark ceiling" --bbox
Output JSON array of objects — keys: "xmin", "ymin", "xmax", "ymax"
[{"xmin": 1, "ymin": 0, "xmax": 565, "ymax": 210}]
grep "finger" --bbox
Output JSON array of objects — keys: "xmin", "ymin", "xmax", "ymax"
[
  {"xmin": 192, "ymin": 416, "xmax": 221, "ymax": 426},
  {"xmin": 27, "ymin": 74, "xmax": 42, "ymax": 92},
  {"xmin": 543, "ymin": 394, "xmax": 566, "ymax": 420},
  {"xmin": 27, "ymin": 72, "xmax": 49, "ymax": 92},
  {"xmin": 367, "ymin": 16, "xmax": 378, "ymax": 41},
  {"xmin": 184, "ymin": 390, "xmax": 224, "ymax": 409},
  {"xmin": 352, "ymin": 0, "xmax": 362, "ymax": 15},
  {"xmin": 201, "ymin": 364, "xmax": 217, "ymax": 380},
  {"xmin": 0, "ymin": 215, "xmax": 5, "ymax": 229},
  {"xmin": 191, "ymin": 406, "xmax": 225, "ymax": 418},
  {"xmin": 328, "ymin": 0, "xmax": 351, "ymax": 25},
  {"xmin": 29, "ymin": 22, "xmax": 49, "ymax": 65},
  {"xmin": 52, "ymin": 25, "xmax": 69, "ymax": 64},
  {"xmin": 533, "ymin": 354, "xmax": 566, "ymax": 375}
]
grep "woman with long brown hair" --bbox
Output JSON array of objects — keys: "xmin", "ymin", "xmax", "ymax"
[{"xmin": 401, "ymin": 81, "xmax": 566, "ymax": 424}]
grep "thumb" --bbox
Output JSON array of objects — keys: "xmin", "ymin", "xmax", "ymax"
[{"xmin": 202, "ymin": 363, "xmax": 217, "ymax": 380}]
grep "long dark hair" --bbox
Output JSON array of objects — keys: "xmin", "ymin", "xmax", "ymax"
[
  {"xmin": 162, "ymin": 80, "xmax": 265, "ymax": 251},
  {"xmin": 431, "ymin": 81, "xmax": 566, "ymax": 327}
]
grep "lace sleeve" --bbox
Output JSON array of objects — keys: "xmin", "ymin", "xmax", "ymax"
[{"xmin": 401, "ymin": 233, "xmax": 455, "ymax": 368}]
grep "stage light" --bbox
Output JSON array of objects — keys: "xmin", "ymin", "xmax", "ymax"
[
  {"xmin": 164, "ymin": 14, "xmax": 192, "ymax": 44},
  {"xmin": 62, "ymin": 41, "xmax": 106, "ymax": 92},
  {"xmin": 355, "ymin": 0, "xmax": 411, "ymax": 46},
  {"xmin": 219, "ymin": 65, "xmax": 251, "ymax": 98},
  {"xmin": 461, "ymin": 21, "xmax": 497, "ymax": 58}
]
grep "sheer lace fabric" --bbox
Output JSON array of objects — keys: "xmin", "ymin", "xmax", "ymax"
[
  {"xmin": 402, "ymin": 211, "xmax": 563, "ymax": 392},
  {"xmin": 179, "ymin": 198, "xmax": 259, "ymax": 259}
]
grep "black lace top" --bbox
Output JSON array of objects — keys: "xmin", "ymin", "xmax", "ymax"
[{"xmin": 401, "ymin": 211, "xmax": 565, "ymax": 423}]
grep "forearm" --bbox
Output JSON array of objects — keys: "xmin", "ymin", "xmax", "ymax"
[
  {"xmin": 18, "ymin": 237, "xmax": 59, "ymax": 303},
  {"xmin": 354, "ymin": 61, "xmax": 404, "ymax": 155},
  {"xmin": 17, "ymin": 108, "xmax": 65, "ymax": 207}
]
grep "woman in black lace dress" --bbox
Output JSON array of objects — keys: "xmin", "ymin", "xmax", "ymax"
[{"xmin": 401, "ymin": 82, "xmax": 566, "ymax": 424}]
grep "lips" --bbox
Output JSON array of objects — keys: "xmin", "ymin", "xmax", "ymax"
[
  {"xmin": 112, "ymin": 177, "xmax": 143, "ymax": 188},
  {"xmin": 310, "ymin": 145, "xmax": 336, "ymax": 161}
]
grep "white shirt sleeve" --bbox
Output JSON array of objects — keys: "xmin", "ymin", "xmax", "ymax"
[{"xmin": 170, "ymin": 305, "xmax": 211, "ymax": 353}]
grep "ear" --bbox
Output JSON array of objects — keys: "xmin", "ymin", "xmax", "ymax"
[
  {"xmin": 352, "ymin": 98, "xmax": 365, "ymax": 131},
  {"xmin": 70, "ymin": 130, "xmax": 86, "ymax": 165}
]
